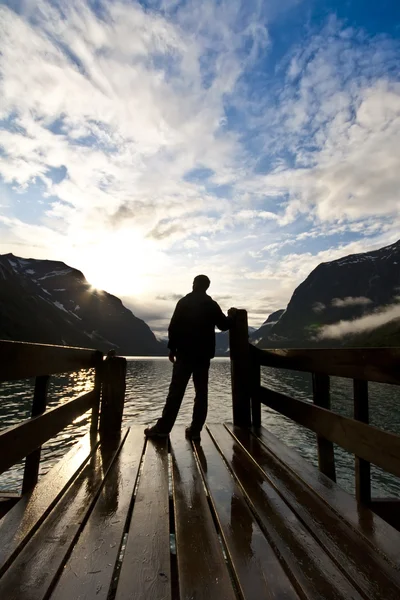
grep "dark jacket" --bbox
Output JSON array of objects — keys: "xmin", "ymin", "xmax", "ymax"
[{"xmin": 168, "ymin": 291, "xmax": 231, "ymax": 359}]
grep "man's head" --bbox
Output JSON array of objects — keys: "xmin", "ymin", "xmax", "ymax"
[{"xmin": 193, "ymin": 274, "xmax": 210, "ymax": 292}]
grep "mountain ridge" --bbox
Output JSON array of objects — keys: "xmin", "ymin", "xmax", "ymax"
[
  {"xmin": 254, "ymin": 239, "xmax": 400, "ymax": 348},
  {"xmin": 0, "ymin": 253, "xmax": 166, "ymax": 355}
]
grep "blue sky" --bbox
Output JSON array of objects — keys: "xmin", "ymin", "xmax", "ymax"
[{"xmin": 0, "ymin": 0, "xmax": 399, "ymax": 332}]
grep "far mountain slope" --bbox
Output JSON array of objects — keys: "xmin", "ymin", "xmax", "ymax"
[
  {"xmin": 256, "ymin": 239, "xmax": 400, "ymax": 348},
  {"xmin": 0, "ymin": 253, "xmax": 166, "ymax": 355}
]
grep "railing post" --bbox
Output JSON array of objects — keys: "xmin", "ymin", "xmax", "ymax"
[
  {"xmin": 90, "ymin": 351, "xmax": 104, "ymax": 436},
  {"xmin": 229, "ymin": 309, "xmax": 251, "ymax": 428},
  {"xmin": 100, "ymin": 353, "xmax": 127, "ymax": 439},
  {"xmin": 354, "ymin": 379, "xmax": 371, "ymax": 505},
  {"xmin": 312, "ymin": 373, "xmax": 336, "ymax": 482},
  {"xmin": 22, "ymin": 374, "xmax": 50, "ymax": 493},
  {"xmin": 250, "ymin": 348, "xmax": 261, "ymax": 429}
]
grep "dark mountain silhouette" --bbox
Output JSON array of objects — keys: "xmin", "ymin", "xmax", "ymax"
[
  {"xmin": 254, "ymin": 239, "xmax": 400, "ymax": 348},
  {"xmin": 0, "ymin": 253, "xmax": 166, "ymax": 355},
  {"xmin": 215, "ymin": 326, "xmax": 257, "ymax": 356},
  {"xmin": 249, "ymin": 309, "xmax": 285, "ymax": 344}
]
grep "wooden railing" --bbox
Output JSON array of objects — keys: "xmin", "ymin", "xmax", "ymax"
[
  {"xmin": 0, "ymin": 340, "xmax": 126, "ymax": 495},
  {"xmin": 229, "ymin": 309, "xmax": 400, "ymax": 526}
]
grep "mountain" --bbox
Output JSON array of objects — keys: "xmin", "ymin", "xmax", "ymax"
[
  {"xmin": 215, "ymin": 326, "xmax": 257, "ymax": 356},
  {"xmin": 256, "ymin": 240, "xmax": 400, "ymax": 348},
  {"xmin": 0, "ymin": 253, "xmax": 166, "ymax": 355},
  {"xmin": 249, "ymin": 309, "xmax": 285, "ymax": 344}
]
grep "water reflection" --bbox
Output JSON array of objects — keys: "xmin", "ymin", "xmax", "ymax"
[{"xmin": 1, "ymin": 358, "xmax": 400, "ymax": 498}]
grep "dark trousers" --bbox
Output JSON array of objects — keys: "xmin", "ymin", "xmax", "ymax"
[{"xmin": 157, "ymin": 355, "xmax": 210, "ymax": 434}]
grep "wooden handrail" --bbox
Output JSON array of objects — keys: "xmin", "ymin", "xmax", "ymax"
[
  {"xmin": 257, "ymin": 385, "xmax": 400, "ymax": 479},
  {"xmin": 0, "ymin": 340, "xmax": 127, "ymax": 492},
  {"xmin": 250, "ymin": 344, "xmax": 400, "ymax": 385},
  {"xmin": 0, "ymin": 390, "xmax": 97, "ymax": 476},
  {"xmin": 229, "ymin": 310, "xmax": 400, "ymax": 514},
  {"xmin": 0, "ymin": 340, "xmax": 102, "ymax": 381}
]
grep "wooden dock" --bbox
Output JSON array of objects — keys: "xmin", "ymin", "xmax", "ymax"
[
  {"xmin": 1, "ymin": 311, "xmax": 400, "ymax": 599},
  {"xmin": 2, "ymin": 424, "xmax": 400, "ymax": 600}
]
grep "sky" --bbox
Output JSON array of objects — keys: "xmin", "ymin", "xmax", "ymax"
[{"xmin": 0, "ymin": 0, "xmax": 399, "ymax": 335}]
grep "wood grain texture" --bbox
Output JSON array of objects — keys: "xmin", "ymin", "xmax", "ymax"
[
  {"xmin": 228, "ymin": 425, "xmax": 400, "ymax": 600},
  {"xmin": 258, "ymin": 385, "xmax": 400, "ymax": 479},
  {"xmin": 170, "ymin": 430, "xmax": 236, "ymax": 600},
  {"xmin": 251, "ymin": 425, "xmax": 400, "ymax": 569},
  {"xmin": 195, "ymin": 429, "xmax": 299, "ymax": 600},
  {"xmin": 251, "ymin": 345, "xmax": 400, "ymax": 385},
  {"xmin": 0, "ymin": 432, "xmax": 97, "ymax": 576},
  {"xmin": 209, "ymin": 424, "xmax": 363, "ymax": 600},
  {"xmin": 0, "ymin": 390, "xmax": 96, "ymax": 476},
  {"xmin": 50, "ymin": 427, "xmax": 144, "ymax": 600},
  {"xmin": 115, "ymin": 438, "xmax": 171, "ymax": 600},
  {"xmin": 0, "ymin": 340, "xmax": 102, "ymax": 381},
  {"xmin": 0, "ymin": 436, "xmax": 123, "ymax": 600}
]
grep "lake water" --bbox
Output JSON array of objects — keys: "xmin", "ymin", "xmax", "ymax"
[{"xmin": 1, "ymin": 357, "xmax": 400, "ymax": 499}]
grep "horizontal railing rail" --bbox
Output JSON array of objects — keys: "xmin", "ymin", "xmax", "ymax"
[
  {"xmin": 0, "ymin": 340, "xmax": 102, "ymax": 381},
  {"xmin": 251, "ymin": 344, "xmax": 400, "ymax": 385},
  {"xmin": 0, "ymin": 390, "xmax": 97, "ymax": 477},
  {"xmin": 257, "ymin": 385, "xmax": 400, "ymax": 479}
]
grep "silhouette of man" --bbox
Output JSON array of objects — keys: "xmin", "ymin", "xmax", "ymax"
[{"xmin": 145, "ymin": 275, "xmax": 234, "ymax": 441}]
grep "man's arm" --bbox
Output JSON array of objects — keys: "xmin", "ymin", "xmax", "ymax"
[
  {"xmin": 214, "ymin": 302, "xmax": 233, "ymax": 331},
  {"xmin": 167, "ymin": 299, "xmax": 184, "ymax": 359}
]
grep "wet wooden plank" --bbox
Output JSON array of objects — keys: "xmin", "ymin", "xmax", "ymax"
[
  {"xmin": 252, "ymin": 425, "xmax": 400, "ymax": 568},
  {"xmin": 50, "ymin": 427, "xmax": 144, "ymax": 600},
  {"xmin": 170, "ymin": 430, "xmax": 236, "ymax": 600},
  {"xmin": 0, "ymin": 340, "xmax": 102, "ymax": 381},
  {"xmin": 0, "ymin": 435, "xmax": 124, "ymax": 600},
  {"xmin": 0, "ymin": 431, "xmax": 98, "ymax": 576},
  {"xmin": 115, "ymin": 438, "xmax": 171, "ymax": 600},
  {"xmin": 251, "ymin": 345, "xmax": 400, "ymax": 385},
  {"xmin": 258, "ymin": 385, "xmax": 400, "ymax": 479},
  {"xmin": 0, "ymin": 391, "xmax": 96, "ymax": 476},
  {"xmin": 209, "ymin": 424, "xmax": 363, "ymax": 600},
  {"xmin": 228, "ymin": 425, "xmax": 400, "ymax": 600},
  {"xmin": 194, "ymin": 429, "xmax": 299, "ymax": 600}
]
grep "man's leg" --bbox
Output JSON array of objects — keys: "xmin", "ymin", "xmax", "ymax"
[
  {"xmin": 190, "ymin": 358, "xmax": 210, "ymax": 434},
  {"xmin": 155, "ymin": 357, "xmax": 192, "ymax": 433}
]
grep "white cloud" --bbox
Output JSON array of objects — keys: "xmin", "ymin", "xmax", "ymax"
[
  {"xmin": 0, "ymin": 0, "xmax": 266, "ymax": 237},
  {"xmin": 318, "ymin": 301, "xmax": 400, "ymax": 339},
  {"xmin": 313, "ymin": 302, "xmax": 325, "ymax": 314},
  {"xmin": 245, "ymin": 18, "xmax": 400, "ymax": 230},
  {"xmin": 0, "ymin": 5, "xmax": 399, "ymax": 333},
  {"xmin": 331, "ymin": 296, "xmax": 372, "ymax": 308}
]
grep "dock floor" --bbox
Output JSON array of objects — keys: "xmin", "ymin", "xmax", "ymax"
[{"xmin": 1, "ymin": 424, "xmax": 400, "ymax": 599}]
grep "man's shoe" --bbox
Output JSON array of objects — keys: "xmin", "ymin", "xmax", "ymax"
[
  {"xmin": 144, "ymin": 424, "xmax": 169, "ymax": 438},
  {"xmin": 185, "ymin": 427, "xmax": 201, "ymax": 442}
]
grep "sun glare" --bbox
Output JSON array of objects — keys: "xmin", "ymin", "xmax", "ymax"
[{"xmin": 77, "ymin": 231, "xmax": 165, "ymax": 297}]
